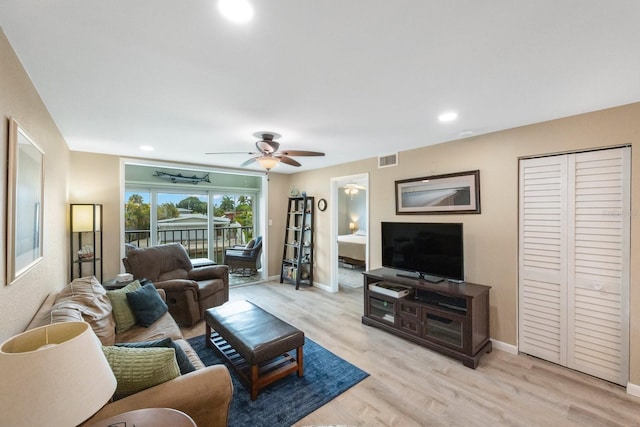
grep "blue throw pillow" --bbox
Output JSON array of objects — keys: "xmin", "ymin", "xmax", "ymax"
[
  {"xmin": 116, "ymin": 337, "xmax": 196, "ymax": 375},
  {"xmin": 126, "ymin": 283, "xmax": 168, "ymax": 327}
]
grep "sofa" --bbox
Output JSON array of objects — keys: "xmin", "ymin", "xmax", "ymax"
[
  {"xmin": 26, "ymin": 276, "xmax": 233, "ymax": 427},
  {"xmin": 123, "ymin": 243, "xmax": 229, "ymax": 326}
]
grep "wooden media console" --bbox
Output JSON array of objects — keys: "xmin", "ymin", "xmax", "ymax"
[{"xmin": 362, "ymin": 267, "xmax": 492, "ymax": 368}]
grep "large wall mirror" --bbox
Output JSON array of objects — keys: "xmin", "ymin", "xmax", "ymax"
[{"xmin": 6, "ymin": 118, "xmax": 44, "ymax": 285}]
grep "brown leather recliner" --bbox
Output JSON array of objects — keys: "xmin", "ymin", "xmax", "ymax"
[{"xmin": 123, "ymin": 243, "xmax": 229, "ymax": 326}]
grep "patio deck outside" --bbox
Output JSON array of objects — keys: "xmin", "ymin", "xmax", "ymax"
[{"xmin": 125, "ymin": 225, "xmax": 261, "ymax": 286}]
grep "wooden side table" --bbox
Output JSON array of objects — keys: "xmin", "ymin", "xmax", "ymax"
[
  {"xmin": 102, "ymin": 277, "xmax": 151, "ymax": 290},
  {"xmin": 86, "ymin": 408, "xmax": 197, "ymax": 427},
  {"xmin": 191, "ymin": 258, "xmax": 216, "ymax": 268},
  {"xmin": 102, "ymin": 278, "xmax": 136, "ymax": 290}
]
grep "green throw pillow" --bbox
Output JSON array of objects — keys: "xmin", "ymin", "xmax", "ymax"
[
  {"xmin": 126, "ymin": 283, "xmax": 168, "ymax": 327},
  {"xmin": 102, "ymin": 345, "xmax": 180, "ymax": 400},
  {"xmin": 107, "ymin": 280, "xmax": 141, "ymax": 333},
  {"xmin": 116, "ymin": 337, "xmax": 196, "ymax": 375}
]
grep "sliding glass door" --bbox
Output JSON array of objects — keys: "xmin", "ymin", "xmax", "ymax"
[{"xmin": 124, "ymin": 189, "xmax": 258, "ymax": 264}]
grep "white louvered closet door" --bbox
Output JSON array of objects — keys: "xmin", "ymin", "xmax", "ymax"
[{"xmin": 519, "ymin": 147, "xmax": 629, "ymax": 386}]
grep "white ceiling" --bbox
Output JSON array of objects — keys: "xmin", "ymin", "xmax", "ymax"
[{"xmin": 1, "ymin": 1, "xmax": 639, "ymax": 173}]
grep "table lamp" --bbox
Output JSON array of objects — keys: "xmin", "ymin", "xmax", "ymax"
[{"xmin": 0, "ymin": 321, "xmax": 117, "ymax": 426}]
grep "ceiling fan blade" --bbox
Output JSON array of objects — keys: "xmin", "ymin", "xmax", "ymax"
[
  {"xmin": 205, "ymin": 151, "xmax": 258, "ymax": 155},
  {"xmin": 240, "ymin": 157, "xmax": 257, "ymax": 167},
  {"xmin": 280, "ymin": 150, "xmax": 325, "ymax": 157},
  {"xmin": 279, "ymin": 156, "xmax": 302, "ymax": 167}
]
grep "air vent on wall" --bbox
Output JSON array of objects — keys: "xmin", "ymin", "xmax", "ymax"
[{"xmin": 378, "ymin": 153, "xmax": 398, "ymax": 168}]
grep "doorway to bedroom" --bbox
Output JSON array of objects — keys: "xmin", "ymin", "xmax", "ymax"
[{"xmin": 331, "ymin": 173, "xmax": 369, "ymax": 291}]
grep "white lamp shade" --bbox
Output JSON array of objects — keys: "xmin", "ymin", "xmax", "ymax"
[
  {"xmin": 71, "ymin": 204, "xmax": 101, "ymax": 232},
  {"xmin": 0, "ymin": 322, "xmax": 116, "ymax": 426},
  {"xmin": 256, "ymin": 156, "xmax": 280, "ymax": 170}
]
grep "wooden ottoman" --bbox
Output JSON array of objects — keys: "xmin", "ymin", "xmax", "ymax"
[{"xmin": 204, "ymin": 300, "xmax": 304, "ymax": 400}]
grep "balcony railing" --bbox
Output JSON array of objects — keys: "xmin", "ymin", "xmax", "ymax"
[{"xmin": 125, "ymin": 226, "xmax": 254, "ymax": 263}]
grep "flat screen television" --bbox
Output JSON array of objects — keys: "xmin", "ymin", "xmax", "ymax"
[{"xmin": 381, "ymin": 222, "xmax": 464, "ymax": 283}]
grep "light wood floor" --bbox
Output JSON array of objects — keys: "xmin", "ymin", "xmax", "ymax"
[{"xmin": 182, "ymin": 281, "xmax": 640, "ymax": 427}]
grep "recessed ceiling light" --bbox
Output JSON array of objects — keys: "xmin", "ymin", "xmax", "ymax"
[
  {"xmin": 438, "ymin": 111, "xmax": 458, "ymax": 123},
  {"xmin": 218, "ymin": 0, "xmax": 254, "ymax": 23},
  {"xmin": 139, "ymin": 145, "xmax": 154, "ymax": 151}
]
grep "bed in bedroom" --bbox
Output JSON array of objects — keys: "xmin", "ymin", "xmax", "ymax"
[{"xmin": 338, "ymin": 231, "xmax": 366, "ymax": 267}]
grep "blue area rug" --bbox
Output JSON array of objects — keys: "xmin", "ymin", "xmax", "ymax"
[{"xmin": 188, "ymin": 335, "xmax": 369, "ymax": 427}]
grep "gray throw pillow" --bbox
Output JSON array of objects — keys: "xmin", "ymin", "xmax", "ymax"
[{"xmin": 126, "ymin": 283, "xmax": 168, "ymax": 327}]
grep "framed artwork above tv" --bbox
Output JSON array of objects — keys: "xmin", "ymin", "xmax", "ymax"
[{"xmin": 395, "ymin": 170, "xmax": 480, "ymax": 215}]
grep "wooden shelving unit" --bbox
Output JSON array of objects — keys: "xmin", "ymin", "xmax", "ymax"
[
  {"xmin": 280, "ymin": 195, "xmax": 314, "ymax": 289},
  {"xmin": 70, "ymin": 203, "xmax": 103, "ymax": 282}
]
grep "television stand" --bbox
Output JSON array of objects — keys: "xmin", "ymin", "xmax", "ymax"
[
  {"xmin": 362, "ymin": 267, "xmax": 492, "ymax": 368},
  {"xmin": 397, "ymin": 272, "xmax": 443, "ymax": 283}
]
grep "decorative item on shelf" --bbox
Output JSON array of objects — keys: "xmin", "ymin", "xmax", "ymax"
[
  {"xmin": 78, "ymin": 244, "xmax": 94, "ymax": 260},
  {"xmin": 290, "ymin": 185, "xmax": 300, "ymax": 196},
  {"xmin": 0, "ymin": 322, "xmax": 117, "ymax": 426},
  {"xmin": 368, "ymin": 281, "xmax": 413, "ymax": 298}
]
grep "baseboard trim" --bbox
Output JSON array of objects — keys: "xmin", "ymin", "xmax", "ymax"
[
  {"xmin": 312, "ymin": 282, "xmax": 335, "ymax": 292},
  {"xmin": 266, "ymin": 275, "xmax": 336, "ymax": 292},
  {"xmin": 627, "ymin": 382, "xmax": 640, "ymax": 397},
  {"xmin": 491, "ymin": 339, "xmax": 518, "ymax": 355}
]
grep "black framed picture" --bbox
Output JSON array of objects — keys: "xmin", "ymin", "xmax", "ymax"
[{"xmin": 395, "ymin": 170, "xmax": 480, "ymax": 215}]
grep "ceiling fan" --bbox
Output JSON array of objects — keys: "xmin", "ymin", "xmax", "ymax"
[
  {"xmin": 206, "ymin": 132, "xmax": 325, "ymax": 171},
  {"xmin": 343, "ymin": 183, "xmax": 366, "ymax": 198}
]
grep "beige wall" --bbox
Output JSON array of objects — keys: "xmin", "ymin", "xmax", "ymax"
[
  {"xmin": 265, "ymin": 173, "xmax": 292, "ymax": 278},
  {"xmin": 0, "ymin": 30, "xmax": 71, "ymax": 341},
  {"xmin": 69, "ymin": 152, "xmax": 122, "ymax": 280},
  {"xmin": 280, "ymin": 102, "xmax": 640, "ymax": 384}
]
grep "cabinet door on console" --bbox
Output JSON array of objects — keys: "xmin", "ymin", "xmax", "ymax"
[
  {"xmin": 368, "ymin": 295, "xmax": 396, "ymax": 325},
  {"xmin": 421, "ymin": 311, "xmax": 465, "ymax": 350}
]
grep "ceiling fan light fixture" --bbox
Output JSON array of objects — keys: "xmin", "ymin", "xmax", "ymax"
[
  {"xmin": 344, "ymin": 187, "xmax": 359, "ymax": 196},
  {"xmin": 256, "ymin": 156, "xmax": 280, "ymax": 170}
]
